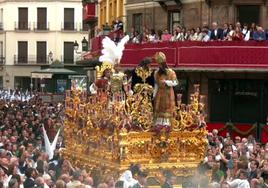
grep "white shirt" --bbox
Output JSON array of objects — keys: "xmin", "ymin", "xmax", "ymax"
[
  {"xmin": 202, "ymin": 35, "xmax": 210, "ymax": 42},
  {"xmin": 227, "ymin": 179, "xmax": 250, "ymax": 188}
]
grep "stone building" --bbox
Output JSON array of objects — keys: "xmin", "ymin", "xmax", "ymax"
[{"xmin": 125, "ymin": 0, "xmax": 268, "ymax": 33}]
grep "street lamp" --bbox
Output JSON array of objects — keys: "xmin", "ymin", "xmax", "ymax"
[
  {"xmin": 48, "ymin": 51, "xmax": 53, "ymax": 63},
  {"xmin": 82, "ymin": 37, "xmax": 88, "ymax": 52},
  {"xmin": 74, "ymin": 40, "xmax": 79, "ymax": 52}
]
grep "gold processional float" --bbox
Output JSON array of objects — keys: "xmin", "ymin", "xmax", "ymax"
[{"xmin": 62, "ymin": 37, "xmax": 208, "ymax": 186}]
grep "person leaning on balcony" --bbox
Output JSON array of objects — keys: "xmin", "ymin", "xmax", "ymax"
[
  {"xmin": 231, "ymin": 26, "xmax": 244, "ymax": 41},
  {"xmin": 202, "ymin": 29, "xmax": 210, "ymax": 42},
  {"xmin": 210, "ymin": 22, "xmax": 223, "ymax": 41},
  {"xmin": 188, "ymin": 28, "xmax": 196, "ymax": 41},
  {"xmin": 222, "ymin": 23, "xmax": 230, "ymax": 41},
  {"xmin": 195, "ymin": 27, "xmax": 203, "ymax": 41},
  {"xmin": 161, "ymin": 29, "xmax": 172, "ymax": 42},
  {"xmin": 253, "ymin": 26, "xmax": 266, "ymax": 41}
]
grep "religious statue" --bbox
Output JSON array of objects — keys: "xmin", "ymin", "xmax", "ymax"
[
  {"xmin": 89, "ymin": 61, "xmax": 112, "ymax": 102},
  {"xmin": 131, "ymin": 57, "xmax": 154, "ymax": 91},
  {"xmin": 153, "ymin": 52, "xmax": 178, "ymax": 127},
  {"xmin": 91, "ymin": 35, "xmax": 130, "ymax": 102}
]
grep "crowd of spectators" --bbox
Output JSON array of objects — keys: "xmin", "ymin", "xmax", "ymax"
[
  {"xmin": 127, "ymin": 22, "xmax": 268, "ymax": 43},
  {"xmin": 0, "ymin": 95, "xmax": 151, "ymax": 188},
  {"xmin": 95, "ymin": 21, "xmax": 268, "ymax": 44},
  {"xmin": 199, "ymin": 129, "xmax": 268, "ymax": 188}
]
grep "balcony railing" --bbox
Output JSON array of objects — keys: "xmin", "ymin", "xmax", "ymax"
[
  {"xmin": 33, "ymin": 22, "xmax": 49, "ymax": 31},
  {"xmin": 14, "ymin": 55, "xmax": 49, "ymax": 65},
  {"xmin": 88, "ymin": 39, "xmax": 268, "ymax": 70},
  {"xmin": 61, "ymin": 22, "xmax": 77, "ymax": 31},
  {"xmin": 15, "ymin": 22, "xmax": 31, "ymax": 30}
]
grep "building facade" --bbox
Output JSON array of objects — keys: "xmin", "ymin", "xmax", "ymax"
[
  {"xmin": 98, "ymin": 0, "xmax": 125, "ymax": 27},
  {"xmin": 0, "ymin": 0, "xmax": 88, "ymax": 90},
  {"xmin": 125, "ymin": 0, "xmax": 268, "ymax": 33}
]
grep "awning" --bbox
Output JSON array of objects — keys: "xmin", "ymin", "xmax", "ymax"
[
  {"xmin": 31, "ymin": 73, "xmax": 53, "ymax": 79},
  {"xmin": 31, "ymin": 68, "xmax": 78, "ymax": 77}
]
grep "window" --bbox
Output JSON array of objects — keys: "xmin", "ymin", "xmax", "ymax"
[
  {"xmin": 18, "ymin": 8, "xmax": 28, "ymax": 30},
  {"xmin": 132, "ymin": 13, "xmax": 142, "ymax": 34},
  {"xmin": 168, "ymin": 11, "xmax": 180, "ymax": 33},
  {"xmin": 37, "ymin": 8, "xmax": 47, "ymax": 30},
  {"xmin": 36, "ymin": 41, "xmax": 47, "ymax": 64},
  {"xmin": 64, "ymin": 8, "xmax": 75, "ymax": 30},
  {"xmin": 237, "ymin": 5, "xmax": 260, "ymax": 25},
  {"xmin": 14, "ymin": 77, "xmax": 31, "ymax": 90},
  {"xmin": 0, "ymin": 76, "xmax": 3, "ymax": 89},
  {"xmin": 0, "ymin": 8, "xmax": 3, "ymax": 30},
  {"xmin": 0, "ymin": 41, "xmax": 3, "ymax": 64},
  {"xmin": 17, "ymin": 41, "xmax": 28, "ymax": 64},
  {"xmin": 63, "ymin": 42, "xmax": 74, "ymax": 64}
]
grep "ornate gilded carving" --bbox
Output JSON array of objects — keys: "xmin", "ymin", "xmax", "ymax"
[{"xmin": 63, "ymin": 83, "xmax": 208, "ymax": 182}]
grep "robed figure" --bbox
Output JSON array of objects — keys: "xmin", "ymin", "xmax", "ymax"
[{"xmin": 153, "ymin": 52, "xmax": 178, "ymax": 127}]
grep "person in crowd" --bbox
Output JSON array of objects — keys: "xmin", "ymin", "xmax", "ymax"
[
  {"xmin": 148, "ymin": 29, "xmax": 157, "ymax": 42},
  {"xmin": 226, "ymin": 169, "xmax": 250, "ymax": 188},
  {"xmin": 132, "ymin": 171, "xmax": 147, "ymax": 188},
  {"xmin": 188, "ymin": 28, "xmax": 196, "ymax": 41},
  {"xmin": 161, "ymin": 171, "xmax": 176, "ymax": 188},
  {"xmin": 210, "ymin": 22, "xmax": 223, "ymax": 40},
  {"xmin": 161, "ymin": 29, "xmax": 172, "ymax": 42},
  {"xmin": 232, "ymin": 26, "xmax": 244, "ymax": 41},
  {"xmin": 227, "ymin": 24, "xmax": 235, "ymax": 40},
  {"xmin": 131, "ymin": 31, "xmax": 141, "ymax": 44},
  {"xmin": 195, "ymin": 27, "xmax": 203, "ymax": 41},
  {"xmin": 253, "ymin": 26, "xmax": 266, "ymax": 41},
  {"xmin": 222, "ymin": 23, "xmax": 229, "ymax": 40},
  {"xmin": 202, "ymin": 29, "xmax": 210, "ymax": 42}
]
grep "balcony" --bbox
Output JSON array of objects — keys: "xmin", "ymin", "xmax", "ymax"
[
  {"xmin": 61, "ymin": 22, "xmax": 77, "ymax": 31},
  {"xmin": 33, "ymin": 22, "xmax": 49, "ymax": 31},
  {"xmin": 14, "ymin": 55, "xmax": 49, "ymax": 65},
  {"xmin": 15, "ymin": 22, "xmax": 31, "ymax": 31},
  {"xmin": 89, "ymin": 38, "xmax": 268, "ymax": 71}
]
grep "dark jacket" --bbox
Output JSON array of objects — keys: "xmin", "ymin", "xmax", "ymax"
[
  {"xmin": 23, "ymin": 178, "xmax": 35, "ymax": 188},
  {"xmin": 210, "ymin": 28, "xmax": 223, "ymax": 40},
  {"xmin": 161, "ymin": 181, "xmax": 173, "ymax": 188}
]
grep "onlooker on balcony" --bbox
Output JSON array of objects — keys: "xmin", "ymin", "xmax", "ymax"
[
  {"xmin": 242, "ymin": 24, "xmax": 251, "ymax": 41},
  {"xmin": 210, "ymin": 22, "xmax": 223, "ymax": 41},
  {"xmin": 202, "ymin": 29, "xmax": 210, "ymax": 42},
  {"xmin": 188, "ymin": 28, "xmax": 196, "ymax": 41},
  {"xmin": 222, "ymin": 23, "xmax": 230, "ymax": 41},
  {"xmin": 148, "ymin": 29, "xmax": 157, "ymax": 42},
  {"xmin": 232, "ymin": 26, "xmax": 244, "ymax": 41},
  {"xmin": 227, "ymin": 24, "xmax": 235, "ymax": 41},
  {"xmin": 161, "ymin": 29, "xmax": 172, "ymax": 42},
  {"xmin": 195, "ymin": 27, "xmax": 203, "ymax": 41},
  {"xmin": 171, "ymin": 26, "xmax": 184, "ymax": 41},
  {"xmin": 182, "ymin": 27, "xmax": 188, "ymax": 41},
  {"xmin": 130, "ymin": 31, "xmax": 141, "ymax": 44},
  {"xmin": 202, "ymin": 22, "xmax": 211, "ymax": 38},
  {"xmin": 236, "ymin": 22, "xmax": 242, "ymax": 30},
  {"xmin": 253, "ymin": 26, "xmax": 266, "ymax": 41}
]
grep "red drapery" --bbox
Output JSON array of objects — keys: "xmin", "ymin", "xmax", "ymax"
[{"xmin": 90, "ymin": 40, "xmax": 268, "ymax": 69}]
